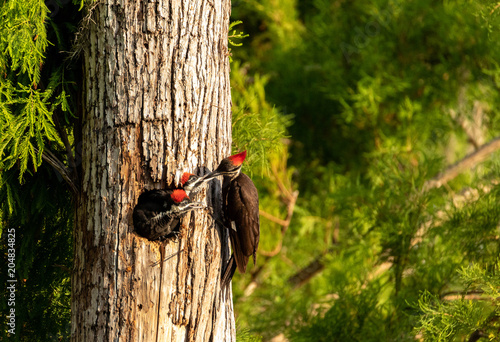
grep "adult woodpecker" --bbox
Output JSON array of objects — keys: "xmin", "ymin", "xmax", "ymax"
[
  {"xmin": 133, "ymin": 189, "xmax": 203, "ymax": 240},
  {"xmin": 180, "ymin": 151, "xmax": 254, "ymax": 196},
  {"xmin": 204, "ymin": 151, "xmax": 260, "ymax": 287}
]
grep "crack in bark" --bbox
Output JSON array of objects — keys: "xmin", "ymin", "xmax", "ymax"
[{"xmin": 155, "ymin": 245, "xmax": 165, "ymax": 342}]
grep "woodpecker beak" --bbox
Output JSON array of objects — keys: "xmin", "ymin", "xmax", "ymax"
[
  {"xmin": 205, "ymin": 164, "xmax": 242, "ymax": 180},
  {"xmin": 176, "ymin": 201, "xmax": 205, "ymax": 213}
]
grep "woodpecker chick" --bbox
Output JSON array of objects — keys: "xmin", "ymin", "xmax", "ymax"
[
  {"xmin": 133, "ymin": 189, "xmax": 203, "ymax": 240},
  {"xmin": 181, "ymin": 172, "xmax": 208, "ymax": 198}
]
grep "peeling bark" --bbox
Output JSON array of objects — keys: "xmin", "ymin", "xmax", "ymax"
[{"xmin": 72, "ymin": 0, "xmax": 234, "ymax": 340}]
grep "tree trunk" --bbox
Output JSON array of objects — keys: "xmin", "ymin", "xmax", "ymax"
[{"xmin": 72, "ymin": 0, "xmax": 234, "ymax": 341}]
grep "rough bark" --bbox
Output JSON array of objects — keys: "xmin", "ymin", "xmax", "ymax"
[{"xmin": 72, "ymin": 0, "xmax": 234, "ymax": 341}]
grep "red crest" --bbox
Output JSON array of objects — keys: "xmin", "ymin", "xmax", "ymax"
[
  {"xmin": 228, "ymin": 150, "xmax": 247, "ymax": 166},
  {"xmin": 181, "ymin": 172, "xmax": 194, "ymax": 185},
  {"xmin": 171, "ymin": 189, "xmax": 189, "ymax": 203}
]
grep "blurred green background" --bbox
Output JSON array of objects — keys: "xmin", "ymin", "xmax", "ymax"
[{"xmin": 2, "ymin": 0, "xmax": 500, "ymax": 341}]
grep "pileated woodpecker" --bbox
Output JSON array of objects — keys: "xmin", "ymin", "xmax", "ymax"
[
  {"xmin": 133, "ymin": 189, "xmax": 203, "ymax": 240},
  {"xmin": 180, "ymin": 172, "xmax": 210, "ymax": 198},
  {"xmin": 204, "ymin": 151, "xmax": 260, "ymax": 286}
]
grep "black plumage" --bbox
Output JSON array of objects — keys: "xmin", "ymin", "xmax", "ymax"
[
  {"xmin": 133, "ymin": 189, "xmax": 202, "ymax": 241},
  {"xmin": 221, "ymin": 172, "xmax": 260, "ymax": 285},
  {"xmin": 177, "ymin": 150, "xmax": 259, "ymax": 286}
]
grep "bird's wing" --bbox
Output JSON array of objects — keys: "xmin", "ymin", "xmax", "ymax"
[
  {"xmin": 226, "ymin": 173, "xmax": 260, "ymax": 272},
  {"xmin": 237, "ymin": 174, "xmax": 260, "ymax": 260},
  {"xmin": 229, "ymin": 229, "xmax": 250, "ymax": 274}
]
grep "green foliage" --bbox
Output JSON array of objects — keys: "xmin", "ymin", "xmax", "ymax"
[
  {"xmin": 0, "ymin": 78, "xmax": 65, "ymax": 181},
  {"xmin": 231, "ymin": 61, "xmax": 292, "ymax": 175},
  {"xmin": 0, "ymin": 0, "xmax": 49, "ymax": 84},
  {"xmin": 291, "ymin": 288, "xmax": 390, "ymax": 342},
  {"xmin": 229, "ymin": 0, "xmax": 500, "ymax": 341},
  {"xmin": 417, "ymin": 263, "xmax": 500, "ymax": 341},
  {"xmin": 236, "ymin": 323, "xmax": 263, "ymax": 342},
  {"xmin": 228, "ymin": 21, "xmax": 249, "ymax": 63},
  {"xmin": 0, "ymin": 166, "xmax": 73, "ymax": 341},
  {"xmin": 229, "ymin": 21, "xmax": 249, "ymax": 47},
  {"xmin": 0, "ymin": 0, "xmax": 79, "ymax": 181},
  {"xmin": 0, "ymin": 0, "xmax": 81, "ymax": 340}
]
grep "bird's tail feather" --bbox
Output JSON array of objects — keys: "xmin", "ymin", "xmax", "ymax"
[{"xmin": 221, "ymin": 254, "xmax": 237, "ymax": 289}]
